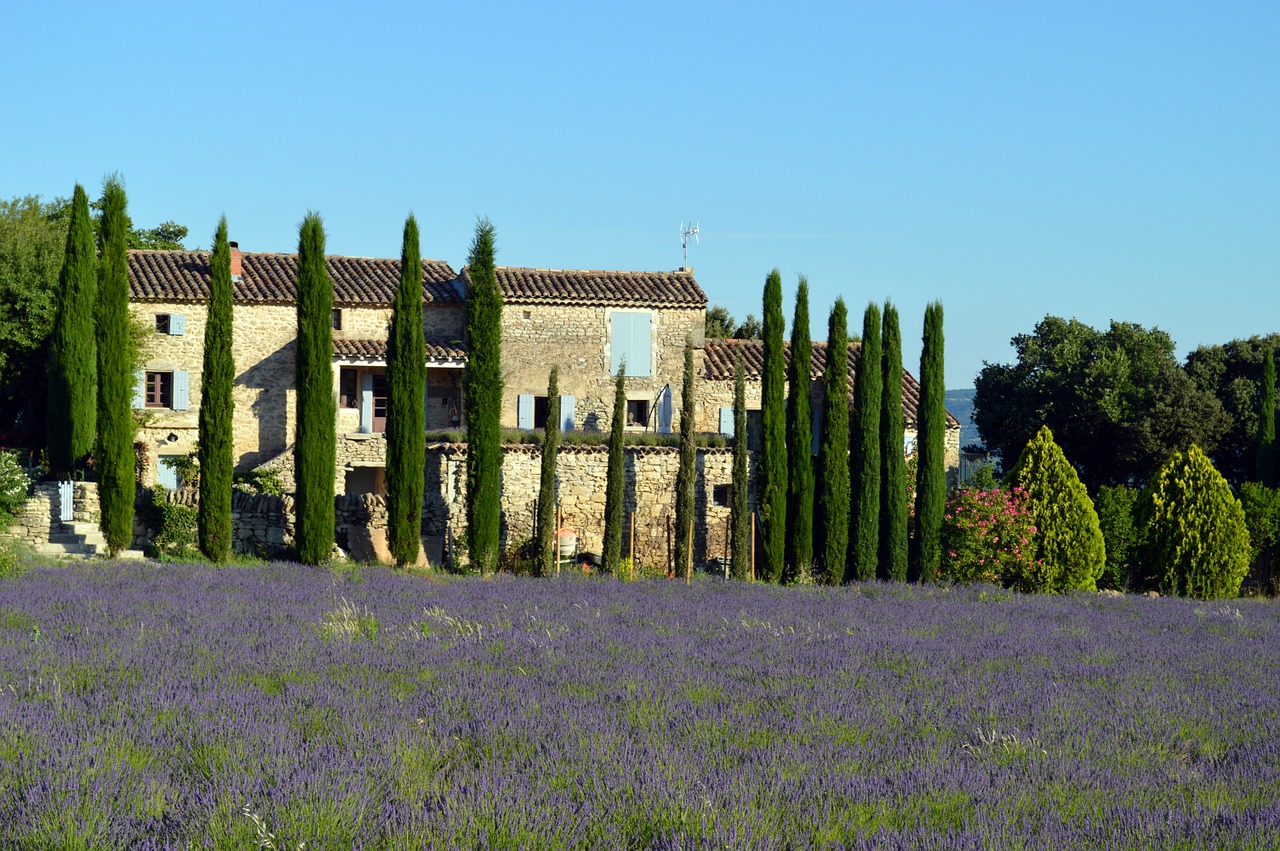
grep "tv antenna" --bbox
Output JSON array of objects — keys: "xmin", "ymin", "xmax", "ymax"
[{"xmin": 680, "ymin": 222, "xmax": 699, "ymax": 269}]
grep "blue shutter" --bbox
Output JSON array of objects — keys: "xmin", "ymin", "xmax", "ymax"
[
  {"xmin": 517, "ymin": 394, "xmax": 534, "ymax": 429},
  {"xmin": 157, "ymin": 458, "xmax": 179, "ymax": 490},
  {"xmin": 657, "ymin": 386, "xmax": 673, "ymax": 433},
  {"xmin": 559, "ymin": 395, "xmax": 575, "ymax": 431},
  {"xmin": 719, "ymin": 407, "xmax": 734, "ymax": 437},
  {"xmin": 173, "ymin": 371, "xmax": 189, "ymax": 410},
  {"xmin": 360, "ymin": 372, "xmax": 373, "ymax": 434},
  {"xmin": 133, "ymin": 371, "xmax": 146, "ymax": 409},
  {"xmin": 611, "ymin": 312, "xmax": 652, "ymax": 376},
  {"xmin": 169, "ymin": 314, "xmax": 186, "ymax": 335}
]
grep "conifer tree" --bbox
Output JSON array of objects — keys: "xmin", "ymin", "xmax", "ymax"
[
  {"xmin": 1008, "ymin": 425, "xmax": 1107, "ymax": 592},
  {"xmin": 197, "ymin": 216, "xmax": 235, "ymax": 563},
  {"xmin": 1138, "ymin": 444, "xmax": 1250, "ymax": 599},
  {"xmin": 848, "ymin": 302, "xmax": 882, "ymax": 581},
  {"xmin": 731, "ymin": 354, "xmax": 750, "ymax": 581},
  {"xmin": 910, "ymin": 301, "xmax": 946, "ymax": 582},
  {"xmin": 815, "ymin": 298, "xmax": 850, "ymax": 584},
  {"xmin": 95, "ymin": 175, "xmax": 135, "ymax": 556},
  {"xmin": 535, "ymin": 368, "xmax": 561, "ymax": 577},
  {"xmin": 1258, "ymin": 348, "xmax": 1277, "ymax": 487},
  {"xmin": 603, "ymin": 365, "xmax": 627, "ymax": 573},
  {"xmin": 47, "ymin": 183, "xmax": 97, "ymax": 477},
  {"xmin": 879, "ymin": 302, "xmax": 908, "ymax": 581},
  {"xmin": 293, "ymin": 212, "xmax": 337, "ymax": 566},
  {"xmin": 675, "ymin": 338, "xmax": 697, "ymax": 579},
  {"xmin": 760, "ymin": 268, "xmax": 787, "ymax": 582},
  {"xmin": 784, "ymin": 277, "xmax": 814, "ymax": 580},
  {"xmin": 464, "ymin": 218, "xmax": 503, "ymax": 573},
  {"xmin": 387, "ymin": 214, "xmax": 426, "ymax": 567}
]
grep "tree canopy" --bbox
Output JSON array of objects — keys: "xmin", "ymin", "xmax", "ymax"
[
  {"xmin": 705, "ymin": 304, "xmax": 762, "ymax": 340},
  {"xmin": 1184, "ymin": 334, "xmax": 1280, "ymax": 487}
]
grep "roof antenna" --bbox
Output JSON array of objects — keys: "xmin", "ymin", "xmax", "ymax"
[{"xmin": 679, "ymin": 222, "xmax": 699, "ymax": 270}]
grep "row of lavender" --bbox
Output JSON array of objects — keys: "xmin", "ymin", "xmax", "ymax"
[{"xmin": 2, "ymin": 559, "xmax": 1278, "ymax": 848}]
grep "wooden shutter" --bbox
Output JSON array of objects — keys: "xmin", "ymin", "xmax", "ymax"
[
  {"xmin": 132, "ymin": 371, "xmax": 146, "ymax": 409},
  {"xmin": 169, "ymin": 314, "xmax": 186, "ymax": 335},
  {"xmin": 157, "ymin": 458, "xmax": 179, "ymax": 490},
  {"xmin": 610, "ymin": 312, "xmax": 652, "ymax": 376},
  {"xmin": 517, "ymin": 394, "xmax": 534, "ymax": 429},
  {"xmin": 172, "ymin": 371, "xmax": 190, "ymax": 410},
  {"xmin": 559, "ymin": 395, "xmax": 576, "ymax": 431},
  {"xmin": 719, "ymin": 407, "xmax": 734, "ymax": 437},
  {"xmin": 657, "ymin": 386, "xmax": 673, "ymax": 433},
  {"xmin": 360, "ymin": 372, "xmax": 374, "ymax": 434}
]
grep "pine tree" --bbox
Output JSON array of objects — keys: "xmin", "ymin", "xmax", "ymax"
[
  {"xmin": 879, "ymin": 302, "xmax": 908, "ymax": 581},
  {"xmin": 95, "ymin": 175, "xmax": 135, "ymax": 556},
  {"xmin": 815, "ymin": 298, "xmax": 850, "ymax": 584},
  {"xmin": 603, "ymin": 365, "xmax": 627, "ymax": 573},
  {"xmin": 464, "ymin": 218, "xmax": 503, "ymax": 573},
  {"xmin": 848, "ymin": 302, "xmax": 882, "ymax": 582},
  {"xmin": 293, "ymin": 212, "xmax": 337, "ymax": 566},
  {"xmin": 910, "ymin": 301, "xmax": 946, "ymax": 582},
  {"xmin": 760, "ymin": 268, "xmax": 787, "ymax": 582},
  {"xmin": 784, "ymin": 277, "xmax": 814, "ymax": 580},
  {"xmin": 1258, "ymin": 348, "xmax": 1277, "ymax": 487},
  {"xmin": 1008, "ymin": 425, "xmax": 1107, "ymax": 592},
  {"xmin": 675, "ymin": 338, "xmax": 697, "ymax": 579},
  {"xmin": 387, "ymin": 214, "xmax": 426, "ymax": 567},
  {"xmin": 197, "ymin": 216, "xmax": 235, "ymax": 563},
  {"xmin": 731, "ymin": 354, "xmax": 750, "ymax": 581},
  {"xmin": 1138, "ymin": 444, "xmax": 1250, "ymax": 599},
  {"xmin": 46, "ymin": 183, "xmax": 97, "ymax": 477},
  {"xmin": 535, "ymin": 368, "xmax": 561, "ymax": 577}
]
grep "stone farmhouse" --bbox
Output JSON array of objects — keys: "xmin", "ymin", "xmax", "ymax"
[{"xmin": 124, "ymin": 243, "xmax": 959, "ymax": 563}]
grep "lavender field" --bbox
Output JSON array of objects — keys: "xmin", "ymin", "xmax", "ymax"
[{"xmin": 1, "ymin": 561, "xmax": 1279, "ymax": 849}]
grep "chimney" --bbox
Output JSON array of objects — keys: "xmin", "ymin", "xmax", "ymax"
[{"xmin": 229, "ymin": 241, "xmax": 243, "ymax": 278}]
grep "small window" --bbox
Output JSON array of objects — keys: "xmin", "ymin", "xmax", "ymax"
[
  {"xmin": 713, "ymin": 484, "xmax": 732, "ymax": 507},
  {"xmin": 332, "ymin": 309, "xmax": 343, "ymax": 331},
  {"xmin": 533, "ymin": 396, "xmax": 550, "ymax": 429},
  {"xmin": 155, "ymin": 314, "xmax": 170, "ymax": 334},
  {"xmin": 626, "ymin": 399, "xmax": 650, "ymax": 427},
  {"xmin": 146, "ymin": 372, "xmax": 173, "ymax": 408},
  {"xmin": 522, "ymin": 310, "xmax": 532, "ymax": 321},
  {"xmin": 339, "ymin": 367, "xmax": 359, "ymax": 409}
]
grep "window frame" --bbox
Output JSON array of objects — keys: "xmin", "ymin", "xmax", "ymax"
[{"xmin": 145, "ymin": 371, "xmax": 173, "ymax": 409}]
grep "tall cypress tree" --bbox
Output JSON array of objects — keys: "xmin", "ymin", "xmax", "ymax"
[
  {"xmin": 464, "ymin": 218, "xmax": 503, "ymax": 573},
  {"xmin": 815, "ymin": 298, "xmax": 850, "ymax": 584},
  {"xmin": 784, "ymin": 277, "xmax": 814, "ymax": 580},
  {"xmin": 198, "ymin": 216, "xmax": 235, "ymax": 563},
  {"xmin": 911, "ymin": 302, "xmax": 946, "ymax": 582},
  {"xmin": 603, "ymin": 365, "xmax": 627, "ymax": 573},
  {"xmin": 848, "ymin": 302, "xmax": 882, "ymax": 582},
  {"xmin": 675, "ymin": 338, "xmax": 697, "ymax": 578},
  {"xmin": 293, "ymin": 212, "xmax": 337, "ymax": 566},
  {"xmin": 535, "ymin": 368, "xmax": 561, "ymax": 577},
  {"xmin": 1258, "ymin": 348, "xmax": 1277, "ymax": 487},
  {"xmin": 95, "ymin": 175, "xmax": 135, "ymax": 556},
  {"xmin": 47, "ymin": 183, "xmax": 97, "ymax": 477},
  {"xmin": 731, "ymin": 354, "xmax": 750, "ymax": 581},
  {"xmin": 387, "ymin": 214, "xmax": 426, "ymax": 567},
  {"xmin": 760, "ymin": 268, "xmax": 787, "ymax": 582},
  {"xmin": 879, "ymin": 302, "xmax": 908, "ymax": 581}
]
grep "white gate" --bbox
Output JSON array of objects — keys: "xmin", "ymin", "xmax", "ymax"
[{"xmin": 58, "ymin": 480, "xmax": 74, "ymax": 523}]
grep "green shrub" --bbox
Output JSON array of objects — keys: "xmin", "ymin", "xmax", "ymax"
[
  {"xmin": 1239, "ymin": 481, "xmax": 1280, "ymax": 592},
  {"xmin": 234, "ymin": 469, "xmax": 285, "ymax": 497},
  {"xmin": 145, "ymin": 485, "xmax": 198, "ymax": 558},
  {"xmin": 1137, "ymin": 445, "xmax": 1251, "ymax": 599},
  {"xmin": 1094, "ymin": 484, "xmax": 1139, "ymax": 591},
  {"xmin": 0, "ymin": 451, "xmax": 32, "ymax": 521},
  {"xmin": 940, "ymin": 486, "xmax": 1039, "ymax": 587}
]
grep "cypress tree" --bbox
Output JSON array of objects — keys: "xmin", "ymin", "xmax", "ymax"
[
  {"xmin": 784, "ymin": 277, "xmax": 814, "ymax": 580},
  {"xmin": 47, "ymin": 183, "xmax": 97, "ymax": 477},
  {"xmin": 910, "ymin": 301, "xmax": 946, "ymax": 582},
  {"xmin": 815, "ymin": 298, "xmax": 850, "ymax": 584},
  {"xmin": 731, "ymin": 354, "xmax": 750, "ymax": 580},
  {"xmin": 1258, "ymin": 348, "xmax": 1277, "ymax": 487},
  {"xmin": 848, "ymin": 302, "xmax": 882, "ymax": 581},
  {"xmin": 760, "ymin": 268, "xmax": 787, "ymax": 582},
  {"xmin": 387, "ymin": 214, "xmax": 426, "ymax": 567},
  {"xmin": 535, "ymin": 367, "xmax": 561, "ymax": 577},
  {"xmin": 879, "ymin": 302, "xmax": 908, "ymax": 581},
  {"xmin": 293, "ymin": 212, "xmax": 337, "ymax": 566},
  {"xmin": 95, "ymin": 175, "xmax": 135, "ymax": 556},
  {"xmin": 675, "ymin": 338, "xmax": 697, "ymax": 579},
  {"xmin": 464, "ymin": 218, "xmax": 503, "ymax": 573},
  {"xmin": 603, "ymin": 365, "xmax": 626, "ymax": 573},
  {"xmin": 197, "ymin": 216, "xmax": 235, "ymax": 563}
]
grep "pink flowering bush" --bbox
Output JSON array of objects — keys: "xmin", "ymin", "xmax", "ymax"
[{"xmin": 940, "ymin": 486, "xmax": 1043, "ymax": 588}]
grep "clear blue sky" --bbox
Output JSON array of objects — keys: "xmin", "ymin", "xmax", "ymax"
[{"xmin": 6, "ymin": 1, "xmax": 1277, "ymax": 388}]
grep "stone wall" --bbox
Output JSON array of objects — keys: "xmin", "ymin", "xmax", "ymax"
[{"xmin": 1, "ymin": 482, "xmax": 100, "ymax": 549}]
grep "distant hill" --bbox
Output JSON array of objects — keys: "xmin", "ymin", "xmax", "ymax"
[{"xmin": 945, "ymin": 388, "xmax": 979, "ymax": 449}]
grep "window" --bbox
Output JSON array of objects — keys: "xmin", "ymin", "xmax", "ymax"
[
  {"xmin": 339, "ymin": 367, "xmax": 359, "ymax": 408},
  {"xmin": 134, "ymin": 370, "xmax": 189, "ymax": 411},
  {"xmin": 154, "ymin": 314, "xmax": 185, "ymax": 335},
  {"xmin": 626, "ymin": 399, "xmax": 650, "ymax": 427},
  {"xmin": 713, "ymin": 484, "xmax": 732, "ymax": 507},
  {"xmin": 155, "ymin": 314, "xmax": 170, "ymax": 334},
  {"xmin": 533, "ymin": 396, "xmax": 550, "ymax": 429},
  {"xmin": 610, "ymin": 311, "xmax": 652, "ymax": 376},
  {"xmin": 746, "ymin": 410, "xmax": 764, "ymax": 452},
  {"xmin": 332, "ymin": 309, "xmax": 343, "ymax": 331},
  {"xmin": 146, "ymin": 372, "xmax": 173, "ymax": 408},
  {"xmin": 519, "ymin": 393, "xmax": 576, "ymax": 430}
]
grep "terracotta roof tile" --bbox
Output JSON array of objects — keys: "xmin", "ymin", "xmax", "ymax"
[
  {"xmin": 459, "ymin": 266, "xmax": 706, "ymax": 308},
  {"xmin": 702, "ymin": 338, "xmax": 960, "ymax": 429},
  {"xmin": 128, "ymin": 250, "xmax": 459, "ymax": 306},
  {"xmin": 333, "ymin": 338, "xmax": 466, "ymax": 361}
]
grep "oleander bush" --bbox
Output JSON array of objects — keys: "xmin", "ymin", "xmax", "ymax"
[
  {"xmin": 940, "ymin": 486, "xmax": 1039, "ymax": 586},
  {"xmin": 0, "ymin": 450, "xmax": 31, "ymax": 521}
]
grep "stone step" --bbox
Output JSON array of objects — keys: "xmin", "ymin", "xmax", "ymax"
[
  {"xmin": 49, "ymin": 532, "xmax": 105, "ymax": 548},
  {"xmin": 113, "ymin": 549, "xmax": 148, "ymax": 561},
  {"xmin": 64, "ymin": 522, "xmax": 103, "ymax": 537},
  {"xmin": 34, "ymin": 542, "xmax": 96, "ymax": 557}
]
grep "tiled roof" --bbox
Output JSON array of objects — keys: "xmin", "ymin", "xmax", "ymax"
[
  {"xmin": 332, "ymin": 338, "xmax": 467, "ymax": 361},
  {"xmin": 702, "ymin": 338, "xmax": 960, "ymax": 429},
  {"xmin": 459, "ymin": 266, "xmax": 707, "ymax": 308},
  {"xmin": 128, "ymin": 250, "xmax": 460, "ymax": 306}
]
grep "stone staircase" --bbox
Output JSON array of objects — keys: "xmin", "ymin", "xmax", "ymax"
[{"xmin": 34, "ymin": 520, "xmax": 146, "ymax": 560}]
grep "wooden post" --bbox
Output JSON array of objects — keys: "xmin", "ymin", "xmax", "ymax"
[
  {"xmin": 628, "ymin": 512, "xmax": 635, "ymax": 580},
  {"xmin": 666, "ymin": 515, "xmax": 673, "ymax": 579},
  {"xmin": 555, "ymin": 505, "xmax": 562, "ymax": 576},
  {"xmin": 686, "ymin": 518, "xmax": 693, "ymax": 584},
  {"xmin": 724, "ymin": 516, "xmax": 730, "ymax": 580},
  {"xmin": 750, "ymin": 511, "xmax": 756, "ymax": 582}
]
